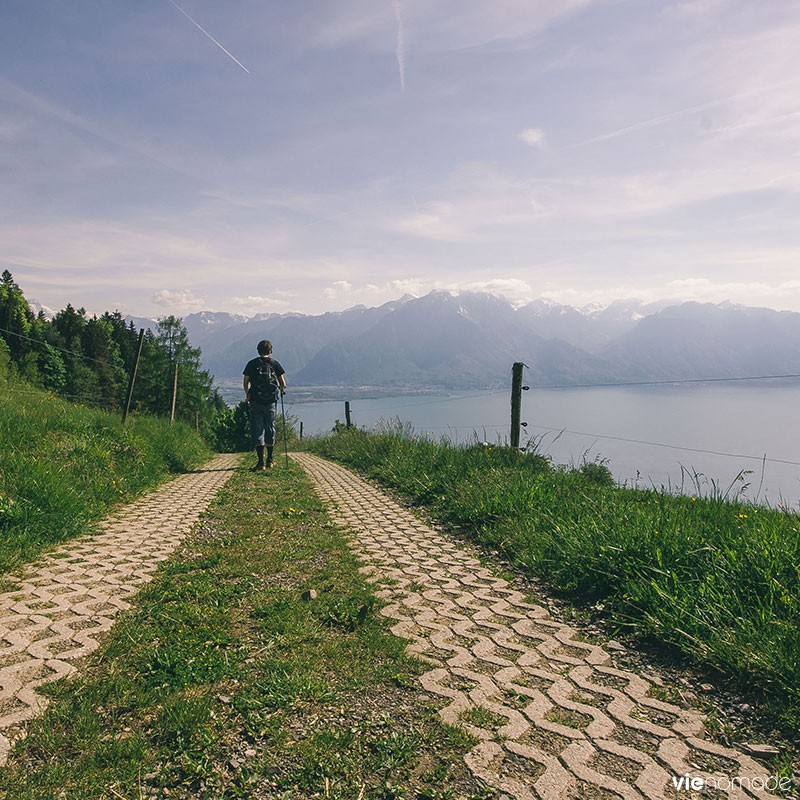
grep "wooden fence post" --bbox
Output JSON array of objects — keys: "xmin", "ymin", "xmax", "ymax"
[
  {"xmin": 510, "ymin": 362, "xmax": 524, "ymax": 448},
  {"xmin": 299, "ymin": 421, "xmax": 303, "ymax": 440},
  {"xmin": 170, "ymin": 362, "xmax": 178, "ymax": 425},
  {"xmin": 345, "ymin": 401, "xmax": 352, "ymax": 428}
]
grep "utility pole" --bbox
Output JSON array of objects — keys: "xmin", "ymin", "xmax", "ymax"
[
  {"xmin": 510, "ymin": 362, "xmax": 524, "ymax": 449},
  {"xmin": 345, "ymin": 401, "xmax": 352, "ymax": 428},
  {"xmin": 122, "ymin": 328, "xmax": 145, "ymax": 424},
  {"xmin": 170, "ymin": 362, "xmax": 178, "ymax": 425}
]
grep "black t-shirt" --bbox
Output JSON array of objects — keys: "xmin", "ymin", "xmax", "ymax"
[{"xmin": 242, "ymin": 356, "xmax": 285, "ymax": 381}]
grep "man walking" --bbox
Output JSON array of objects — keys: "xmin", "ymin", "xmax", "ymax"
[{"xmin": 242, "ymin": 340, "xmax": 286, "ymax": 470}]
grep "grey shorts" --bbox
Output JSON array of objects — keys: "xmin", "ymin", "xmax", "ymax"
[{"xmin": 248, "ymin": 401, "xmax": 276, "ymax": 446}]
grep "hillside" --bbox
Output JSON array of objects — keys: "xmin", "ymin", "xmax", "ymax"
[{"xmin": 0, "ymin": 382, "xmax": 211, "ymax": 574}]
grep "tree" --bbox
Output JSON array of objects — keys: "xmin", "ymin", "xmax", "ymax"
[
  {"xmin": 101, "ymin": 312, "xmax": 142, "ymax": 374},
  {"xmin": 81, "ymin": 316, "xmax": 126, "ymax": 408},
  {"xmin": 37, "ymin": 343, "xmax": 67, "ymax": 394},
  {"xmin": 52, "ymin": 304, "xmax": 86, "ymax": 349},
  {"xmin": 51, "ymin": 304, "xmax": 88, "ymax": 397},
  {"xmin": 0, "ymin": 270, "xmax": 35, "ymax": 362},
  {"xmin": 0, "ymin": 336, "xmax": 11, "ymax": 382},
  {"xmin": 153, "ymin": 316, "xmax": 214, "ymax": 424}
]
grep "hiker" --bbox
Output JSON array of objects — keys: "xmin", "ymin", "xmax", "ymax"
[{"xmin": 242, "ymin": 340, "xmax": 286, "ymax": 470}]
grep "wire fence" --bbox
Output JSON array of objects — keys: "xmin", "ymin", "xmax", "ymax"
[
  {"xmin": 4, "ymin": 319, "xmax": 797, "ymax": 475},
  {"xmin": 282, "ymin": 371, "xmax": 800, "ymax": 471}
]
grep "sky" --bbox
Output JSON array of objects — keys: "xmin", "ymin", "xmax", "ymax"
[{"xmin": 2, "ymin": 0, "xmax": 800, "ymax": 318}]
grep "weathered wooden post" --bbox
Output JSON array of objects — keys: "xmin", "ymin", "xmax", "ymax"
[
  {"xmin": 170, "ymin": 362, "xmax": 178, "ymax": 425},
  {"xmin": 122, "ymin": 328, "xmax": 145, "ymax": 424},
  {"xmin": 345, "ymin": 401, "xmax": 352, "ymax": 428},
  {"xmin": 299, "ymin": 421, "xmax": 303, "ymax": 440},
  {"xmin": 510, "ymin": 362, "xmax": 524, "ymax": 449}
]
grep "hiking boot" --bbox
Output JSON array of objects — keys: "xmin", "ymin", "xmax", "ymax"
[
  {"xmin": 265, "ymin": 459, "xmax": 275, "ymax": 469},
  {"xmin": 250, "ymin": 464, "xmax": 266, "ymax": 472}
]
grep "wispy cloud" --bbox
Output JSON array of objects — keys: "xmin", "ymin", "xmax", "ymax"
[
  {"xmin": 153, "ymin": 288, "xmax": 207, "ymax": 311},
  {"xmin": 565, "ymin": 82, "xmax": 794, "ymax": 150},
  {"xmin": 167, "ymin": 0, "xmax": 251, "ymax": 74},
  {"xmin": 392, "ymin": 0, "xmax": 407, "ymax": 91},
  {"xmin": 310, "ymin": 0, "xmax": 597, "ymax": 53},
  {"xmin": 540, "ymin": 276, "xmax": 800, "ymax": 311},
  {"xmin": 320, "ymin": 276, "xmax": 535, "ymax": 306},
  {"xmin": 323, "ymin": 280, "xmax": 354, "ymax": 299},
  {"xmin": 229, "ymin": 295, "xmax": 292, "ymax": 310},
  {"xmin": 518, "ymin": 128, "xmax": 546, "ymax": 148},
  {"xmin": 0, "ymin": 77, "xmax": 203, "ymax": 186}
]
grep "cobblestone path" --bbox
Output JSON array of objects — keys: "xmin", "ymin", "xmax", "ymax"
[
  {"xmin": 0, "ymin": 453, "xmax": 240, "ymax": 763},
  {"xmin": 294, "ymin": 452, "xmax": 779, "ymax": 800}
]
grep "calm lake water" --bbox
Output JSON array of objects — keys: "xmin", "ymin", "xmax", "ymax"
[{"xmin": 282, "ymin": 383, "xmax": 800, "ymax": 510}]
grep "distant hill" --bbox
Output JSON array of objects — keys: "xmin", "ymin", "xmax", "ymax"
[
  {"xmin": 129, "ymin": 293, "xmax": 800, "ymax": 390},
  {"xmin": 602, "ymin": 302, "xmax": 800, "ymax": 381}
]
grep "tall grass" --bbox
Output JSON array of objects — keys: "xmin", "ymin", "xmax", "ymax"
[
  {"xmin": 0, "ymin": 385, "xmax": 212, "ymax": 574},
  {"xmin": 307, "ymin": 423, "xmax": 800, "ymax": 726}
]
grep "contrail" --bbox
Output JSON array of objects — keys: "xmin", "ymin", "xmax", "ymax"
[
  {"xmin": 392, "ymin": 0, "xmax": 406, "ymax": 92},
  {"xmin": 567, "ymin": 79, "xmax": 794, "ymax": 149},
  {"xmin": 167, "ymin": 0, "xmax": 250, "ymax": 74}
]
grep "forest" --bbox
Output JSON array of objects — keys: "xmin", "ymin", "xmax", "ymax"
[{"xmin": 0, "ymin": 269, "xmax": 247, "ymax": 450}]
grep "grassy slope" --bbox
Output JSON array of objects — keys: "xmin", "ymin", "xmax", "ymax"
[
  {"xmin": 306, "ymin": 428, "xmax": 800, "ymax": 727},
  {"xmin": 0, "ymin": 461, "xmax": 490, "ymax": 800},
  {"xmin": 0, "ymin": 385, "xmax": 212, "ymax": 575}
]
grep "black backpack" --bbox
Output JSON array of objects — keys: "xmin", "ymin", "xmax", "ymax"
[{"xmin": 250, "ymin": 357, "xmax": 281, "ymax": 404}]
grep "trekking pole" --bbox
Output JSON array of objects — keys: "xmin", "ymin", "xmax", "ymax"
[{"xmin": 280, "ymin": 391, "xmax": 289, "ymax": 467}]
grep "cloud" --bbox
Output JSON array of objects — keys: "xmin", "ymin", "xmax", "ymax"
[
  {"xmin": 393, "ymin": 0, "xmax": 407, "ymax": 91},
  {"xmin": 386, "ymin": 164, "xmax": 552, "ymax": 243},
  {"xmin": 518, "ymin": 128, "xmax": 546, "ymax": 148},
  {"xmin": 460, "ymin": 278, "xmax": 533, "ymax": 301},
  {"xmin": 152, "ymin": 289, "xmax": 207, "ymax": 312},
  {"xmin": 538, "ymin": 276, "xmax": 800, "ymax": 312},
  {"xmin": 319, "ymin": 276, "xmax": 534, "ymax": 308},
  {"xmin": 229, "ymin": 295, "xmax": 292, "ymax": 310},
  {"xmin": 310, "ymin": 0, "xmax": 597, "ymax": 53},
  {"xmin": 365, "ymin": 278, "xmax": 425, "ymax": 296},
  {"xmin": 323, "ymin": 280, "xmax": 354, "ymax": 298}
]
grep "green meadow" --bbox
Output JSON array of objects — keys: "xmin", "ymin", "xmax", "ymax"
[{"xmin": 0, "ymin": 384, "xmax": 211, "ymax": 576}]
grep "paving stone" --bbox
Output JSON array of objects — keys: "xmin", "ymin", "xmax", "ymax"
[
  {"xmin": 0, "ymin": 453, "xmax": 239, "ymax": 764},
  {"xmin": 294, "ymin": 452, "xmax": 781, "ymax": 800}
]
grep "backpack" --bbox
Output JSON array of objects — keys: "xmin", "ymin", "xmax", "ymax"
[{"xmin": 250, "ymin": 357, "xmax": 281, "ymax": 404}]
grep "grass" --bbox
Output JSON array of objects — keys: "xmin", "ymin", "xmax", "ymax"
[
  {"xmin": 0, "ymin": 384, "xmax": 212, "ymax": 575},
  {"xmin": 305, "ymin": 424, "xmax": 800, "ymax": 728},
  {"xmin": 0, "ymin": 459, "xmax": 494, "ymax": 800}
]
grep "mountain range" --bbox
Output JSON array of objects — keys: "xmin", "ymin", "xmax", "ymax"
[{"xmin": 123, "ymin": 292, "xmax": 800, "ymax": 390}]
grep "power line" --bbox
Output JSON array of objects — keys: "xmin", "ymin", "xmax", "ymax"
[
  {"xmin": 532, "ymin": 373, "xmax": 800, "ymax": 390},
  {"xmin": 0, "ymin": 325, "xmax": 202, "ymax": 370},
  {"xmin": 525, "ymin": 423, "xmax": 800, "ymax": 467},
  {"xmin": 386, "ymin": 389, "xmax": 509, "ymax": 409},
  {"xmin": 290, "ymin": 372, "xmax": 800, "ymax": 420},
  {"xmin": 0, "ymin": 325, "xmax": 124, "ymax": 369},
  {"xmin": 0, "ymin": 386, "xmax": 119, "ymax": 405}
]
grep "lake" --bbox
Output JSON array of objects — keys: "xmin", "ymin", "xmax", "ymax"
[{"xmin": 280, "ymin": 383, "xmax": 800, "ymax": 510}]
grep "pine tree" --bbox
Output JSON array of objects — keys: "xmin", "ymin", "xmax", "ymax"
[{"xmin": 0, "ymin": 270, "xmax": 35, "ymax": 364}]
